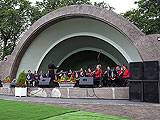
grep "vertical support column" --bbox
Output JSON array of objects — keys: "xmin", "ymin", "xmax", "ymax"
[
  {"xmin": 112, "ymin": 88, "xmax": 115, "ymax": 99},
  {"xmin": 67, "ymin": 88, "xmax": 70, "ymax": 98}
]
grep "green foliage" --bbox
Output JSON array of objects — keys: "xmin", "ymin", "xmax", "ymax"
[
  {"xmin": 93, "ymin": 1, "xmax": 115, "ymax": 10},
  {"xmin": 16, "ymin": 71, "xmax": 26, "ymax": 87},
  {"xmin": 123, "ymin": 0, "xmax": 160, "ymax": 34},
  {"xmin": 0, "ymin": 0, "xmax": 34, "ymax": 60},
  {"xmin": 34, "ymin": 0, "xmax": 91, "ymax": 20}
]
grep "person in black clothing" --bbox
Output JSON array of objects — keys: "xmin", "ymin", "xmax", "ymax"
[
  {"xmin": 26, "ymin": 70, "xmax": 33, "ymax": 87},
  {"xmin": 0, "ymin": 80, "xmax": 2, "ymax": 87},
  {"xmin": 79, "ymin": 68, "xmax": 85, "ymax": 77},
  {"xmin": 33, "ymin": 71, "xmax": 39, "ymax": 87},
  {"xmin": 104, "ymin": 66, "xmax": 111, "ymax": 86}
]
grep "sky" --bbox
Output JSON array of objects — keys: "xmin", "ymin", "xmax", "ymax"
[
  {"xmin": 29, "ymin": 0, "xmax": 137, "ymax": 14},
  {"xmin": 91, "ymin": 0, "xmax": 137, "ymax": 13}
]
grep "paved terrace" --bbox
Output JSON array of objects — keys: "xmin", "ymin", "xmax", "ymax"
[{"xmin": 0, "ymin": 95, "xmax": 160, "ymax": 120}]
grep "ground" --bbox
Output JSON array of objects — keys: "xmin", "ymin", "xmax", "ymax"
[{"xmin": 0, "ymin": 95, "xmax": 160, "ymax": 120}]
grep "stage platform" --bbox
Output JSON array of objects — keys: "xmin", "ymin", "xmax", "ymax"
[{"xmin": 0, "ymin": 87, "xmax": 129, "ymax": 99}]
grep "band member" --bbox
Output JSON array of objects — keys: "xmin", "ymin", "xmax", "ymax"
[
  {"xmin": 75, "ymin": 71, "xmax": 80, "ymax": 79},
  {"xmin": 39, "ymin": 70, "xmax": 44, "ymax": 79},
  {"xmin": 68, "ymin": 69, "xmax": 72, "ymax": 78},
  {"xmin": 94, "ymin": 64, "xmax": 103, "ymax": 87},
  {"xmin": 48, "ymin": 64, "xmax": 58, "ymax": 86},
  {"xmin": 110, "ymin": 67, "xmax": 116, "ymax": 81},
  {"xmin": 115, "ymin": 66, "xmax": 123, "ymax": 86},
  {"xmin": 103, "ymin": 66, "xmax": 110, "ymax": 86},
  {"xmin": 79, "ymin": 68, "xmax": 85, "ymax": 77},
  {"xmin": 46, "ymin": 70, "xmax": 50, "ymax": 78},
  {"xmin": 105, "ymin": 66, "xmax": 111, "ymax": 80},
  {"xmin": 95, "ymin": 65, "xmax": 103, "ymax": 79},
  {"xmin": 122, "ymin": 65, "xmax": 130, "ymax": 86},
  {"xmin": 0, "ymin": 79, "xmax": 2, "ymax": 87},
  {"xmin": 116, "ymin": 66, "xmax": 123, "ymax": 78},
  {"xmin": 26, "ymin": 70, "xmax": 33, "ymax": 87},
  {"xmin": 86, "ymin": 67, "xmax": 94, "ymax": 77},
  {"xmin": 33, "ymin": 71, "xmax": 39, "ymax": 87},
  {"xmin": 57, "ymin": 70, "xmax": 63, "ymax": 79}
]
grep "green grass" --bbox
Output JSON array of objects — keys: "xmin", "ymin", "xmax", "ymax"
[
  {"xmin": 0, "ymin": 99, "xmax": 74, "ymax": 120},
  {"xmin": 0, "ymin": 99, "xmax": 129, "ymax": 120},
  {"xmin": 45, "ymin": 111, "xmax": 128, "ymax": 120}
]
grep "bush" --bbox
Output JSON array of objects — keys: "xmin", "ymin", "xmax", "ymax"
[{"xmin": 16, "ymin": 71, "xmax": 26, "ymax": 87}]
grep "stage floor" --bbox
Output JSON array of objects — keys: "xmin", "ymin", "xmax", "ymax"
[{"xmin": 0, "ymin": 87, "xmax": 129, "ymax": 99}]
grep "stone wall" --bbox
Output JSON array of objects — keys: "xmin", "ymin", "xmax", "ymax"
[{"xmin": 0, "ymin": 87, "xmax": 129, "ymax": 99}]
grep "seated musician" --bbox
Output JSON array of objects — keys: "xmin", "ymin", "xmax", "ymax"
[
  {"xmin": 115, "ymin": 66, "xmax": 123, "ymax": 86},
  {"xmin": 110, "ymin": 67, "xmax": 116, "ymax": 81},
  {"xmin": 75, "ymin": 71, "xmax": 80, "ymax": 79},
  {"xmin": 68, "ymin": 69, "xmax": 75, "ymax": 78},
  {"xmin": 46, "ymin": 70, "xmax": 50, "ymax": 78},
  {"xmin": 86, "ymin": 68, "xmax": 94, "ymax": 77},
  {"xmin": 39, "ymin": 70, "xmax": 45, "ymax": 79},
  {"xmin": 79, "ymin": 68, "xmax": 85, "ymax": 77},
  {"xmin": 94, "ymin": 64, "xmax": 103, "ymax": 87},
  {"xmin": 57, "ymin": 70, "xmax": 66, "ymax": 79},
  {"xmin": 74, "ymin": 70, "xmax": 80, "ymax": 87},
  {"xmin": 122, "ymin": 65, "xmax": 130, "ymax": 86},
  {"xmin": 68, "ymin": 69, "xmax": 72, "ymax": 78},
  {"xmin": 116, "ymin": 66, "xmax": 123, "ymax": 78},
  {"xmin": 33, "ymin": 71, "xmax": 39, "ymax": 87},
  {"xmin": 103, "ymin": 66, "xmax": 111, "ymax": 86},
  {"xmin": 26, "ymin": 70, "xmax": 33, "ymax": 87}
]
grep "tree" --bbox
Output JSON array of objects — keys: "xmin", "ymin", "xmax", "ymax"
[
  {"xmin": 93, "ymin": 1, "xmax": 115, "ymax": 10},
  {"xmin": 32, "ymin": 0, "xmax": 91, "ymax": 23},
  {"xmin": 123, "ymin": 0, "xmax": 160, "ymax": 34},
  {"xmin": 0, "ymin": 0, "xmax": 33, "ymax": 60},
  {"xmin": 32, "ymin": 0, "xmax": 114, "ymax": 23}
]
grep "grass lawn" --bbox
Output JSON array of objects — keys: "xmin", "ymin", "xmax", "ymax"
[
  {"xmin": 0, "ymin": 99, "xmax": 129, "ymax": 120},
  {"xmin": 45, "ymin": 111, "xmax": 128, "ymax": 120}
]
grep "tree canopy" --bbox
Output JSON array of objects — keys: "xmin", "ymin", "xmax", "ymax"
[
  {"xmin": 123, "ymin": 0, "xmax": 160, "ymax": 34},
  {"xmin": 0, "ymin": 0, "xmax": 33, "ymax": 60}
]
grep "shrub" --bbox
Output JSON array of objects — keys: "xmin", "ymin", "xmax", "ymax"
[
  {"xmin": 16, "ymin": 71, "xmax": 26, "ymax": 87},
  {"xmin": 3, "ymin": 76, "xmax": 12, "ymax": 83}
]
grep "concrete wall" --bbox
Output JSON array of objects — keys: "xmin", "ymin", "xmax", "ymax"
[{"xmin": 0, "ymin": 87, "xmax": 129, "ymax": 99}]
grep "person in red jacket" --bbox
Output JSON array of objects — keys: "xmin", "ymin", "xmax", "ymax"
[
  {"xmin": 122, "ymin": 65, "xmax": 130, "ymax": 86},
  {"xmin": 95, "ymin": 65, "xmax": 103, "ymax": 79},
  {"xmin": 122, "ymin": 65, "xmax": 130, "ymax": 79},
  {"xmin": 86, "ymin": 68, "xmax": 94, "ymax": 77},
  {"xmin": 94, "ymin": 64, "xmax": 103, "ymax": 87}
]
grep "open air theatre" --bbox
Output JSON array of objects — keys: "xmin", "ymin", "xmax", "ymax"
[{"xmin": 0, "ymin": 5, "xmax": 160, "ymax": 103}]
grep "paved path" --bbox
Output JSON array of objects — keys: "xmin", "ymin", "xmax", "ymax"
[
  {"xmin": 0, "ymin": 95, "xmax": 159, "ymax": 106},
  {"xmin": 0, "ymin": 95, "xmax": 160, "ymax": 120}
]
